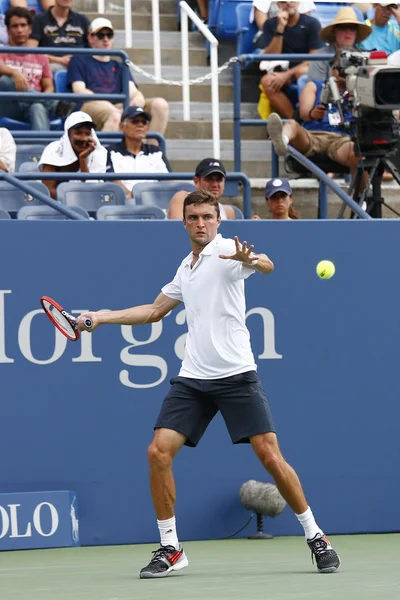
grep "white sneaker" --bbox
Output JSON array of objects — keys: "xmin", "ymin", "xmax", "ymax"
[{"xmin": 267, "ymin": 113, "xmax": 288, "ymax": 156}]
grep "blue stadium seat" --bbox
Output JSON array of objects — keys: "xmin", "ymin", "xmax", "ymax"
[
  {"xmin": 19, "ymin": 161, "xmax": 41, "ymax": 173},
  {"xmin": 27, "ymin": 0, "xmax": 43, "ymax": 13},
  {"xmin": 0, "ymin": 181, "xmax": 50, "ymax": 216},
  {"xmin": 56, "ymin": 182, "xmax": 127, "ymax": 212},
  {"xmin": 236, "ymin": 3, "xmax": 258, "ymax": 56},
  {"xmin": 17, "ymin": 205, "xmax": 90, "ymax": 220},
  {"xmin": 0, "ymin": 208, "xmax": 11, "ymax": 219},
  {"xmin": 97, "ymin": 205, "xmax": 166, "ymax": 220},
  {"xmin": 209, "ymin": 0, "xmax": 252, "ymax": 41},
  {"xmin": 132, "ymin": 181, "xmax": 197, "ymax": 209},
  {"xmin": 54, "ymin": 70, "xmax": 68, "ymax": 94},
  {"xmin": 231, "ymin": 205, "xmax": 244, "ymax": 219},
  {"xmin": 0, "ymin": 116, "xmax": 63, "ymax": 131},
  {"xmin": 15, "ymin": 144, "xmax": 45, "ymax": 171},
  {"xmin": 310, "ymin": 3, "xmax": 362, "ymax": 28}
]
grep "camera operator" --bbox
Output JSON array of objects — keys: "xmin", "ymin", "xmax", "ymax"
[
  {"xmin": 307, "ymin": 7, "xmax": 372, "ymax": 82},
  {"xmin": 361, "ymin": 3, "xmax": 400, "ymax": 55},
  {"xmin": 267, "ymin": 69, "xmax": 362, "ymax": 180}
]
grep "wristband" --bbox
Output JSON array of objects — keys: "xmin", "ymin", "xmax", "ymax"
[{"xmin": 272, "ymin": 30, "xmax": 284, "ymax": 36}]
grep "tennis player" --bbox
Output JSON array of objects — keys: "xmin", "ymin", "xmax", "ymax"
[{"xmin": 78, "ymin": 190, "xmax": 340, "ymax": 578}]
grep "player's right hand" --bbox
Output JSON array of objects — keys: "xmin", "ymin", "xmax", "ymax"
[{"xmin": 77, "ymin": 312, "xmax": 99, "ymax": 332}]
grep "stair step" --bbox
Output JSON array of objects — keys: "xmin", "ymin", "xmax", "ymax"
[
  {"xmin": 167, "ymin": 139, "xmax": 270, "ymax": 160},
  {"xmin": 132, "ymin": 65, "xmax": 232, "ymax": 85},
  {"xmin": 165, "ymin": 119, "xmax": 265, "ymax": 140},
  {"xmin": 114, "ymin": 29, "xmax": 204, "ymax": 49},
  {"xmin": 85, "ymin": 12, "xmax": 178, "ymax": 31},
  {"xmin": 139, "ymin": 82, "xmax": 233, "ymax": 101},
  {"xmin": 167, "ymin": 102, "xmax": 258, "ymax": 121},
  {"xmin": 126, "ymin": 47, "xmax": 207, "ymax": 66},
  {"xmin": 75, "ymin": 0, "xmax": 178, "ymax": 13}
]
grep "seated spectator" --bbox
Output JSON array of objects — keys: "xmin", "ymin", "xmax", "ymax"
[
  {"xmin": 0, "ymin": 7, "xmax": 74, "ymax": 130},
  {"xmin": 0, "ymin": 127, "xmax": 16, "ymax": 172},
  {"xmin": 39, "ymin": 110, "xmax": 107, "ymax": 198},
  {"xmin": 266, "ymin": 69, "xmax": 361, "ymax": 180},
  {"xmin": 307, "ymin": 8, "xmax": 372, "ymax": 82},
  {"xmin": 0, "ymin": 0, "xmax": 53, "ymax": 45},
  {"xmin": 251, "ymin": 0, "xmax": 315, "ymax": 47},
  {"xmin": 68, "ymin": 17, "xmax": 169, "ymax": 137},
  {"xmin": 260, "ymin": 1, "xmax": 322, "ymax": 118},
  {"xmin": 28, "ymin": 0, "xmax": 90, "ymax": 73},
  {"xmin": 168, "ymin": 158, "xmax": 237, "ymax": 220},
  {"xmin": 253, "ymin": 177, "xmax": 300, "ymax": 219},
  {"xmin": 361, "ymin": 3, "xmax": 400, "ymax": 54},
  {"xmin": 105, "ymin": 106, "xmax": 171, "ymax": 200}
]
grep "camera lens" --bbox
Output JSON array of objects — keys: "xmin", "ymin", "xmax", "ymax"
[{"xmin": 375, "ymin": 71, "xmax": 400, "ymax": 106}]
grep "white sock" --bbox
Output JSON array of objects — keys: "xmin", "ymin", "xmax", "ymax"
[
  {"xmin": 157, "ymin": 516, "xmax": 180, "ymax": 550},
  {"xmin": 283, "ymin": 134, "xmax": 289, "ymax": 146},
  {"xmin": 295, "ymin": 506, "xmax": 323, "ymax": 540}
]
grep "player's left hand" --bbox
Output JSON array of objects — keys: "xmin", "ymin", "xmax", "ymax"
[{"xmin": 219, "ymin": 236, "xmax": 259, "ymax": 264}]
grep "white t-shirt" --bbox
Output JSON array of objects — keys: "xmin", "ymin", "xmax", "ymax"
[
  {"xmin": 162, "ymin": 234, "xmax": 257, "ymax": 379},
  {"xmin": 0, "ymin": 128, "xmax": 16, "ymax": 172},
  {"xmin": 250, "ymin": 0, "xmax": 316, "ymax": 23}
]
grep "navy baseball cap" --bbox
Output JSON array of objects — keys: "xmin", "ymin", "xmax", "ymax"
[
  {"xmin": 195, "ymin": 158, "xmax": 226, "ymax": 178},
  {"xmin": 121, "ymin": 106, "xmax": 151, "ymax": 122},
  {"xmin": 265, "ymin": 177, "xmax": 293, "ymax": 199}
]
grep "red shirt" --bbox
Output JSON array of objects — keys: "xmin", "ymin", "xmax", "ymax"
[{"xmin": 2, "ymin": 53, "xmax": 52, "ymax": 92}]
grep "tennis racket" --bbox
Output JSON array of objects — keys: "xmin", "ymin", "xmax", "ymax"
[{"xmin": 40, "ymin": 296, "xmax": 92, "ymax": 341}]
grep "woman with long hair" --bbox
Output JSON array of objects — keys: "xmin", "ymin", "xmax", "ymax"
[{"xmin": 253, "ymin": 177, "xmax": 300, "ymax": 220}]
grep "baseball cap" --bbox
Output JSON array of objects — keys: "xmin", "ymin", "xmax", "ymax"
[
  {"xmin": 120, "ymin": 106, "xmax": 151, "ymax": 122},
  {"xmin": 64, "ymin": 111, "xmax": 94, "ymax": 132},
  {"xmin": 265, "ymin": 177, "xmax": 293, "ymax": 199},
  {"xmin": 379, "ymin": 2, "xmax": 398, "ymax": 6},
  {"xmin": 89, "ymin": 18, "xmax": 114, "ymax": 34},
  {"xmin": 195, "ymin": 158, "xmax": 226, "ymax": 178}
]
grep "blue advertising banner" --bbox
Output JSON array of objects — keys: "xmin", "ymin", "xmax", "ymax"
[
  {"xmin": 0, "ymin": 220, "xmax": 399, "ymax": 546},
  {"xmin": 0, "ymin": 490, "xmax": 79, "ymax": 550}
]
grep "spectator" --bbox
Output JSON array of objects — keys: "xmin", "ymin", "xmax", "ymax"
[
  {"xmin": 106, "ymin": 106, "xmax": 171, "ymax": 200},
  {"xmin": 0, "ymin": 127, "xmax": 16, "ymax": 172},
  {"xmin": 68, "ymin": 17, "xmax": 169, "ymax": 137},
  {"xmin": 0, "ymin": 7, "xmax": 74, "ymax": 130},
  {"xmin": 260, "ymin": 1, "xmax": 322, "ymax": 118},
  {"xmin": 39, "ymin": 110, "xmax": 107, "ymax": 198},
  {"xmin": 307, "ymin": 7, "xmax": 372, "ymax": 82},
  {"xmin": 168, "ymin": 158, "xmax": 238, "ymax": 220},
  {"xmin": 28, "ymin": 0, "xmax": 90, "ymax": 73},
  {"xmin": 266, "ymin": 70, "xmax": 361, "ymax": 179},
  {"xmin": 251, "ymin": 0, "xmax": 315, "ymax": 46},
  {"xmin": 361, "ymin": 3, "xmax": 400, "ymax": 54},
  {"xmin": 253, "ymin": 177, "xmax": 300, "ymax": 219},
  {"xmin": 0, "ymin": 1, "xmax": 53, "ymax": 45}
]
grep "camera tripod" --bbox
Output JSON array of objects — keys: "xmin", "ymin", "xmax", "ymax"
[{"xmin": 338, "ymin": 153, "xmax": 400, "ymax": 219}]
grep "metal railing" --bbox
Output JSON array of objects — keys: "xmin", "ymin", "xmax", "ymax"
[
  {"xmin": 2, "ymin": 172, "xmax": 252, "ymax": 219},
  {"xmin": 233, "ymin": 52, "xmax": 370, "ymax": 219},
  {"xmin": 0, "ymin": 47, "xmax": 131, "ymax": 109},
  {"xmin": 180, "ymin": 1, "xmax": 221, "ymax": 159}
]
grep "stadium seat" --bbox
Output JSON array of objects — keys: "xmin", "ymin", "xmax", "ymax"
[
  {"xmin": 15, "ymin": 145, "xmax": 45, "ymax": 171},
  {"xmin": 54, "ymin": 70, "xmax": 68, "ymax": 94},
  {"xmin": 0, "ymin": 116, "xmax": 63, "ymax": 131},
  {"xmin": 236, "ymin": 3, "xmax": 257, "ymax": 56},
  {"xmin": 0, "ymin": 181, "xmax": 51, "ymax": 216},
  {"xmin": 285, "ymin": 154, "xmax": 349, "ymax": 176},
  {"xmin": 132, "ymin": 181, "xmax": 197, "ymax": 209},
  {"xmin": 27, "ymin": 0, "xmax": 44, "ymax": 13},
  {"xmin": 231, "ymin": 205, "xmax": 244, "ymax": 219},
  {"xmin": 56, "ymin": 182, "xmax": 126, "ymax": 213},
  {"xmin": 97, "ymin": 205, "xmax": 166, "ymax": 220},
  {"xmin": 19, "ymin": 161, "xmax": 41, "ymax": 173},
  {"xmin": 209, "ymin": 0, "xmax": 252, "ymax": 41},
  {"xmin": 17, "ymin": 205, "xmax": 90, "ymax": 220},
  {"xmin": 0, "ymin": 208, "xmax": 11, "ymax": 219}
]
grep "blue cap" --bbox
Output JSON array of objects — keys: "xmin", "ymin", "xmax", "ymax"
[
  {"xmin": 265, "ymin": 177, "xmax": 293, "ymax": 199},
  {"xmin": 120, "ymin": 106, "xmax": 151, "ymax": 122}
]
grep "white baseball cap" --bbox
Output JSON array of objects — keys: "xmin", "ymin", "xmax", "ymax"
[{"xmin": 89, "ymin": 18, "xmax": 114, "ymax": 34}]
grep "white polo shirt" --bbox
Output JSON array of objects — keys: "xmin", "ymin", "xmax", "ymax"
[{"xmin": 162, "ymin": 234, "xmax": 257, "ymax": 379}]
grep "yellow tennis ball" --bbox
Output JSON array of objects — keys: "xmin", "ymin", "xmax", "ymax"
[{"xmin": 316, "ymin": 260, "xmax": 335, "ymax": 279}]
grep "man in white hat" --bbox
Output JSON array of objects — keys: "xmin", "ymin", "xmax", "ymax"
[
  {"xmin": 307, "ymin": 7, "xmax": 372, "ymax": 82},
  {"xmin": 39, "ymin": 111, "xmax": 107, "ymax": 198},
  {"xmin": 67, "ymin": 17, "xmax": 169, "ymax": 137},
  {"xmin": 361, "ymin": 3, "xmax": 400, "ymax": 54}
]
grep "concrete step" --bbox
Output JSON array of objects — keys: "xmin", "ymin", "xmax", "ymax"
[
  {"xmin": 75, "ymin": 0, "xmax": 178, "ymax": 13},
  {"xmin": 167, "ymin": 102, "xmax": 258, "ymax": 121},
  {"xmin": 139, "ymin": 81, "xmax": 233, "ymax": 102},
  {"xmin": 165, "ymin": 119, "xmax": 265, "ymax": 140},
  {"xmin": 85, "ymin": 12, "xmax": 178, "ymax": 31},
  {"xmin": 114, "ymin": 29, "xmax": 204, "ymax": 49},
  {"xmin": 126, "ymin": 47, "xmax": 207, "ymax": 66},
  {"xmin": 132, "ymin": 65, "xmax": 233, "ymax": 85}
]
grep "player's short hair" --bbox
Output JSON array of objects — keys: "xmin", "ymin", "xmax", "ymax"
[
  {"xmin": 183, "ymin": 189, "xmax": 220, "ymax": 219},
  {"xmin": 5, "ymin": 6, "xmax": 32, "ymax": 28}
]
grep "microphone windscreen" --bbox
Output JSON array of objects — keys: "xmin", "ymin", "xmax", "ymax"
[{"xmin": 239, "ymin": 480, "xmax": 286, "ymax": 517}]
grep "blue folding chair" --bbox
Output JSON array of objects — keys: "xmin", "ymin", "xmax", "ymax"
[
  {"xmin": 0, "ymin": 207, "xmax": 11, "ymax": 219},
  {"xmin": 17, "ymin": 205, "xmax": 90, "ymax": 220},
  {"xmin": 15, "ymin": 145, "xmax": 45, "ymax": 171},
  {"xmin": 54, "ymin": 70, "xmax": 69, "ymax": 94},
  {"xmin": 236, "ymin": 3, "xmax": 258, "ymax": 56},
  {"xmin": 19, "ymin": 161, "xmax": 41, "ymax": 173},
  {"xmin": 97, "ymin": 205, "xmax": 166, "ymax": 220},
  {"xmin": 0, "ymin": 181, "xmax": 50, "ymax": 216},
  {"xmin": 231, "ymin": 205, "xmax": 244, "ymax": 219},
  {"xmin": 132, "ymin": 182, "xmax": 197, "ymax": 209},
  {"xmin": 56, "ymin": 182, "xmax": 127, "ymax": 213}
]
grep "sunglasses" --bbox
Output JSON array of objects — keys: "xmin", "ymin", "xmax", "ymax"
[
  {"xmin": 334, "ymin": 24, "xmax": 358, "ymax": 31},
  {"xmin": 95, "ymin": 31, "xmax": 114, "ymax": 40}
]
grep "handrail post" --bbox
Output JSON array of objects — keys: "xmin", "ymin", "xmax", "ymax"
[
  {"xmin": 98, "ymin": 0, "xmax": 105, "ymax": 13},
  {"xmin": 125, "ymin": 0, "xmax": 132, "ymax": 48},
  {"xmin": 210, "ymin": 41, "xmax": 220, "ymax": 159},
  {"xmin": 181, "ymin": 5, "xmax": 190, "ymax": 121},
  {"xmin": 122, "ymin": 62, "xmax": 130, "ymax": 109},
  {"xmin": 152, "ymin": 0, "xmax": 162, "ymax": 81},
  {"xmin": 233, "ymin": 59, "xmax": 241, "ymax": 172},
  {"xmin": 318, "ymin": 181, "xmax": 328, "ymax": 219}
]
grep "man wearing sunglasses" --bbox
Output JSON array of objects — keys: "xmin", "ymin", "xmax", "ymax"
[
  {"xmin": 361, "ymin": 3, "xmax": 400, "ymax": 54},
  {"xmin": 68, "ymin": 17, "xmax": 169, "ymax": 138}
]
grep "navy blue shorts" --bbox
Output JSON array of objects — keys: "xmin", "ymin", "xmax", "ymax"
[{"xmin": 155, "ymin": 370, "xmax": 275, "ymax": 447}]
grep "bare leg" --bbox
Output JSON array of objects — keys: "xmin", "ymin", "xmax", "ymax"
[
  {"xmin": 145, "ymin": 97, "xmax": 169, "ymax": 144},
  {"xmin": 147, "ymin": 428, "xmax": 187, "ymax": 520},
  {"xmin": 250, "ymin": 432, "xmax": 308, "ymax": 514},
  {"xmin": 261, "ymin": 74, "xmax": 295, "ymax": 118},
  {"xmin": 196, "ymin": 0, "xmax": 208, "ymax": 19},
  {"xmin": 102, "ymin": 108, "xmax": 122, "ymax": 132},
  {"xmin": 334, "ymin": 140, "xmax": 367, "ymax": 193}
]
